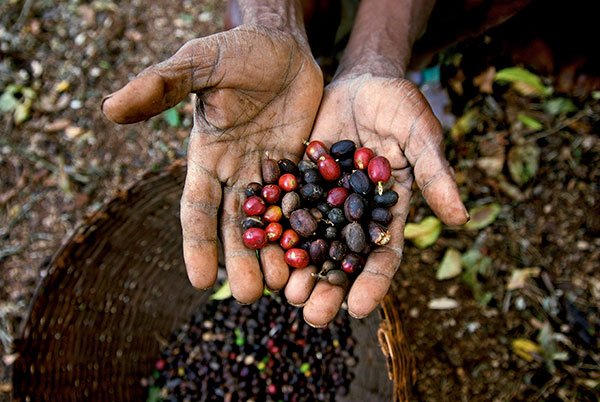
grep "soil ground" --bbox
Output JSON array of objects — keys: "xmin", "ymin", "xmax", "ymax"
[{"xmin": 1, "ymin": 0, "xmax": 598, "ymax": 400}]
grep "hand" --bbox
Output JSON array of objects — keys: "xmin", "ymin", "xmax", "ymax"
[
  {"xmin": 284, "ymin": 74, "xmax": 468, "ymax": 327},
  {"xmin": 102, "ymin": 24, "xmax": 323, "ymax": 303}
]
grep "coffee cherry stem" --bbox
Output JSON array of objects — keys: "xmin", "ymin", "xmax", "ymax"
[{"xmin": 377, "ymin": 182, "xmax": 384, "ymax": 196}]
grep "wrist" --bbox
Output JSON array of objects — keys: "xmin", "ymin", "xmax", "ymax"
[
  {"xmin": 237, "ymin": 0, "xmax": 309, "ymax": 46},
  {"xmin": 334, "ymin": 0, "xmax": 436, "ymax": 81}
]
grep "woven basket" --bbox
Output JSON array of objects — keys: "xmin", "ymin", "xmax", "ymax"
[{"xmin": 12, "ymin": 161, "xmax": 410, "ymax": 401}]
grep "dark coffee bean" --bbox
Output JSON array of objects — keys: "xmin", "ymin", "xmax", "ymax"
[
  {"xmin": 316, "ymin": 202, "xmax": 331, "ymax": 214},
  {"xmin": 245, "ymin": 182, "xmax": 263, "ymax": 198},
  {"xmin": 371, "ymin": 208, "xmax": 393, "ymax": 225},
  {"xmin": 338, "ymin": 157, "xmax": 354, "ymax": 171},
  {"xmin": 289, "ymin": 209, "xmax": 319, "ymax": 237},
  {"xmin": 343, "ymin": 193, "xmax": 365, "ymax": 222},
  {"xmin": 328, "ymin": 240, "xmax": 347, "ymax": 262},
  {"xmin": 299, "ymin": 239, "xmax": 312, "ymax": 252},
  {"xmin": 298, "ymin": 160, "xmax": 317, "ymax": 173},
  {"xmin": 373, "ymin": 190, "xmax": 399, "ymax": 207},
  {"xmin": 349, "ymin": 170, "xmax": 371, "ymax": 195},
  {"xmin": 309, "ymin": 208, "xmax": 323, "ymax": 222},
  {"xmin": 367, "ymin": 221, "xmax": 391, "ymax": 245},
  {"xmin": 278, "ymin": 158, "xmax": 299, "ymax": 175},
  {"xmin": 327, "ymin": 208, "xmax": 345, "ymax": 226},
  {"xmin": 324, "ymin": 226, "xmax": 337, "ymax": 239},
  {"xmin": 299, "ymin": 183, "xmax": 324, "ymax": 203},
  {"xmin": 309, "ymin": 239, "xmax": 329, "ymax": 266},
  {"xmin": 303, "ymin": 169, "xmax": 321, "ymax": 184},
  {"xmin": 262, "ymin": 159, "xmax": 280, "ymax": 184},
  {"xmin": 241, "ymin": 216, "xmax": 264, "ymax": 231},
  {"xmin": 341, "ymin": 222, "xmax": 367, "ymax": 253},
  {"xmin": 330, "ymin": 140, "xmax": 356, "ymax": 159},
  {"xmin": 281, "ymin": 191, "xmax": 300, "ymax": 218},
  {"xmin": 327, "ymin": 270, "xmax": 349, "ymax": 286}
]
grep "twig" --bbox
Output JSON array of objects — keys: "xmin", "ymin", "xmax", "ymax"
[
  {"xmin": 527, "ymin": 108, "xmax": 597, "ymax": 142},
  {"xmin": 11, "ymin": 0, "xmax": 35, "ymax": 31}
]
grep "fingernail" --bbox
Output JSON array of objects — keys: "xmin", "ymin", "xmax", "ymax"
[
  {"xmin": 348, "ymin": 310, "xmax": 368, "ymax": 319},
  {"xmin": 304, "ymin": 319, "xmax": 328, "ymax": 329},
  {"xmin": 288, "ymin": 301, "xmax": 307, "ymax": 307}
]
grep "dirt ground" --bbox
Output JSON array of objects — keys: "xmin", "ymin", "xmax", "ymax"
[{"xmin": 1, "ymin": 0, "xmax": 598, "ymax": 400}]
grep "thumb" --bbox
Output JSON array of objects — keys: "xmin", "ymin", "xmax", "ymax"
[{"xmin": 101, "ymin": 34, "xmax": 223, "ymax": 124}]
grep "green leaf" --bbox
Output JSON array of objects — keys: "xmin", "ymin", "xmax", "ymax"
[
  {"xmin": 300, "ymin": 362, "xmax": 311, "ymax": 373},
  {"xmin": 0, "ymin": 90, "xmax": 18, "ymax": 112},
  {"xmin": 210, "ymin": 279, "xmax": 232, "ymax": 300},
  {"xmin": 494, "ymin": 67, "xmax": 552, "ymax": 97},
  {"xmin": 179, "ymin": 13, "xmax": 195, "ymax": 23},
  {"xmin": 450, "ymin": 109, "xmax": 480, "ymax": 140},
  {"xmin": 544, "ymin": 98, "xmax": 577, "ymax": 116},
  {"xmin": 464, "ymin": 203, "xmax": 502, "ymax": 230},
  {"xmin": 146, "ymin": 386, "xmax": 161, "ymax": 402},
  {"xmin": 436, "ymin": 248, "xmax": 462, "ymax": 280},
  {"xmin": 517, "ymin": 114, "xmax": 543, "ymax": 131},
  {"xmin": 507, "ymin": 143, "xmax": 540, "ymax": 186},
  {"xmin": 404, "ymin": 216, "xmax": 442, "ymax": 248},
  {"xmin": 164, "ymin": 107, "xmax": 180, "ymax": 127},
  {"xmin": 461, "ymin": 248, "xmax": 492, "ymax": 304}
]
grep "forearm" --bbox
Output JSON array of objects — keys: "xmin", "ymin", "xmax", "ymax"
[
  {"xmin": 335, "ymin": 0, "xmax": 436, "ymax": 79},
  {"xmin": 234, "ymin": 0, "xmax": 309, "ymax": 46}
]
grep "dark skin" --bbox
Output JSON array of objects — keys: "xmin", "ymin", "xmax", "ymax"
[{"xmin": 102, "ymin": 0, "xmax": 468, "ymax": 327}]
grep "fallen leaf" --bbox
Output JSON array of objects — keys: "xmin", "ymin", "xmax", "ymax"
[
  {"xmin": 517, "ymin": 114, "xmax": 543, "ymax": 131},
  {"xmin": 494, "ymin": 67, "xmax": 552, "ymax": 97},
  {"xmin": 404, "ymin": 216, "xmax": 442, "ymax": 249},
  {"xmin": 450, "ymin": 109, "xmax": 480, "ymax": 141},
  {"xmin": 65, "ymin": 126, "xmax": 86, "ymax": 139},
  {"xmin": 476, "ymin": 156, "xmax": 504, "ymax": 177},
  {"xmin": 55, "ymin": 80, "xmax": 70, "ymax": 93},
  {"xmin": 507, "ymin": 143, "xmax": 540, "ymax": 186},
  {"xmin": 511, "ymin": 338, "xmax": 542, "ymax": 362},
  {"xmin": 464, "ymin": 203, "xmax": 502, "ymax": 230},
  {"xmin": 506, "ymin": 267, "xmax": 541, "ymax": 290},
  {"xmin": 544, "ymin": 98, "xmax": 577, "ymax": 116},
  {"xmin": 436, "ymin": 248, "xmax": 462, "ymax": 280},
  {"xmin": 164, "ymin": 107, "xmax": 181, "ymax": 127},
  {"xmin": 210, "ymin": 280, "xmax": 232, "ymax": 300},
  {"xmin": 427, "ymin": 297, "xmax": 458, "ymax": 310}
]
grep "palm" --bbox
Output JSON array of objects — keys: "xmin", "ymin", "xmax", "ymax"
[
  {"xmin": 289, "ymin": 75, "xmax": 467, "ymax": 326},
  {"xmin": 103, "ymin": 25, "xmax": 323, "ymax": 303}
]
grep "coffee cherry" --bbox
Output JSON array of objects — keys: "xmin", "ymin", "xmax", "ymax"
[
  {"xmin": 278, "ymin": 159, "xmax": 299, "ymax": 176},
  {"xmin": 340, "ymin": 253, "xmax": 362, "ymax": 274},
  {"xmin": 299, "ymin": 183, "xmax": 324, "ymax": 203},
  {"xmin": 371, "ymin": 208, "xmax": 393, "ymax": 225},
  {"xmin": 261, "ymin": 184, "xmax": 281, "ymax": 204},
  {"xmin": 298, "ymin": 160, "xmax": 317, "ymax": 173},
  {"xmin": 338, "ymin": 172, "xmax": 351, "ymax": 190},
  {"xmin": 243, "ymin": 196, "xmax": 266, "ymax": 216},
  {"xmin": 338, "ymin": 158, "xmax": 354, "ymax": 171},
  {"xmin": 281, "ymin": 191, "xmax": 300, "ymax": 218},
  {"xmin": 373, "ymin": 189, "xmax": 399, "ymax": 207},
  {"xmin": 326, "ymin": 187, "xmax": 349, "ymax": 208},
  {"xmin": 305, "ymin": 140, "xmax": 329, "ymax": 162},
  {"xmin": 245, "ymin": 182, "xmax": 263, "ymax": 197},
  {"xmin": 341, "ymin": 222, "xmax": 367, "ymax": 253},
  {"xmin": 343, "ymin": 193, "xmax": 365, "ymax": 222},
  {"xmin": 290, "ymin": 209, "xmax": 318, "ymax": 238},
  {"xmin": 265, "ymin": 222, "xmax": 283, "ymax": 242},
  {"xmin": 354, "ymin": 147, "xmax": 374, "ymax": 170},
  {"xmin": 316, "ymin": 202, "xmax": 331, "ymax": 214},
  {"xmin": 328, "ymin": 240, "xmax": 347, "ymax": 262},
  {"xmin": 309, "ymin": 239, "xmax": 329, "ymax": 266},
  {"xmin": 321, "ymin": 260, "xmax": 337, "ymax": 274},
  {"xmin": 367, "ymin": 221, "xmax": 391, "ymax": 246},
  {"xmin": 324, "ymin": 226, "xmax": 337, "ymax": 239},
  {"xmin": 330, "ymin": 140, "xmax": 356, "ymax": 159},
  {"xmin": 262, "ymin": 159, "xmax": 280, "ymax": 184},
  {"xmin": 327, "ymin": 269, "xmax": 349, "ymax": 286},
  {"xmin": 243, "ymin": 228, "xmax": 268, "ymax": 249},
  {"xmin": 280, "ymin": 229, "xmax": 300, "ymax": 250},
  {"xmin": 263, "ymin": 205, "xmax": 282, "ymax": 222},
  {"xmin": 285, "ymin": 248, "xmax": 310, "ymax": 269},
  {"xmin": 318, "ymin": 155, "xmax": 341, "ymax": 181},
  {"xmin": 327, "ymin": 208, "xmax": 345, "ymax": 226},
  {"xmin": 309, "ymin": 208, "xmax": 323, "ymax": 222},
  {"xmin": 349, "ymin": 170, "xmax": 371, "ymax": 195},
  {"xmin": 302, "ymin": 168, "xmax": 321, "ymax": 184},
  {"xmin": 368, "ymin": 156, "xmax": 392, "ymax": 195},
  {"xmin": 241, "ymin": 216, "xmax": 264, "ymax": 231},
  {"xmin": 278, "ymin": 173, "xmax": 298, "ymax": 192}
]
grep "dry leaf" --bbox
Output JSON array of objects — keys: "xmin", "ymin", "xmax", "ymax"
[{"xmin": 507, "ymin": 267, "xmax": 541, "ymax": 290}]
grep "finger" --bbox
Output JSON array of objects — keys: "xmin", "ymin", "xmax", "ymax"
[
  {"xmin": 347, "ymin": 179, "xmax": 411, "ymax": 319},
  {"xmin": 403, "ymin": 111, "xmax": 468, "ymax": 226},
  {"xmin": 284, "ymin": 265, "xmax": 318, "ymax": 306},
  {"xmin": 221, "ymin": 185, "xmax": 264, "ymax": 304},
  {"xmin": 302, "ymin": 280, "xmax": 347, "ymax": 328},
  {"xmin": 260, "ymin": 244, "xmax": 290, "ymax": 291},
  {"xmin": 180, "ymin": 158, "xmax": 221, "ymax": 290}
]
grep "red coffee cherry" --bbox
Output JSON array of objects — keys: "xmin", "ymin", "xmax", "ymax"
[
  {"xmin": 263, "ymin": 205, "xmax": 283, "ymax": 222},
  {"xmin": 278, "ymin": 173, "xmax": 298, "ymax": 192},
  {"xmin": 305, "ymin": 140, "xmax": 329, "ymax": 162},
  {"xmin": 265, "ymin": 222, "xmax": 283, "ymax": 242},
  {"xmin": 354, "ymin": 147, "xmax": 374, "ymax": 170},
  {"xmin": 326, "ymin": 187, "xmax": 349, "ymax": 208},
  {"xmin": 285, "ymin": 248, "xmax": 310, "ymax": 269},
  {"xmin": 261, "ymin": 184, "xmax": 282, "ymax": 204},
  {"xmin": 243, "ymin": 196, "xmax": 266, "ymax": 216},
  {"xmin": 280, "ymin": 229, "xmax": 300, "ymax": 250},
  {"xmin": 367, "ymin": 156, "xmax": 392, "ymax": 195},
  {"xmin": 318, "ymin": 155, "xmax": 341, "ymax": 181},
  {"xmin": 242, "ymin": 228, "xmax": 268, "ymax": 249}
]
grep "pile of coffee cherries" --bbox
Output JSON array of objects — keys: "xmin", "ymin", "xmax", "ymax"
[
  {"xmin": 242, "ymin": 140, "xmax": 398, "ymax": 286},
  {"xmin": 143, "ymin": 295, "xmax": 356, "ymax": 401}
]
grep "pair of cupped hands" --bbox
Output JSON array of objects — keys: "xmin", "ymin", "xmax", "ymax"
[{"xmin": 102, "ymin": 24, "xmax": 468, "ymax": 327}]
